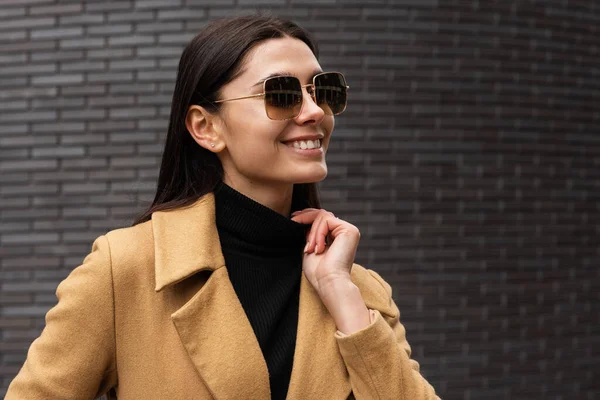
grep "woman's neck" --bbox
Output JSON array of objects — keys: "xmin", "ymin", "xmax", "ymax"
[{"xmin": 222, "ymin": 175, "xmax": 294, "ymax": 217}]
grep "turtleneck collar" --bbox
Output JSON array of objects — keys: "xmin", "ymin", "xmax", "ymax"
[{"xmin": 214, "ymin": 181, "xmax": 309, "ymax": 257}]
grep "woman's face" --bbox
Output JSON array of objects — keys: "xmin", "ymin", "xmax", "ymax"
[{"xmin": 214, "ymin": 36, "xmax": 334, "ymax": 188}]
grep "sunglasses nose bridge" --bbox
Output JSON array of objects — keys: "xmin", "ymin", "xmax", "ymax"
[{"xmin": 301, "ymin": 83, "xmax": 315, "ymax": 100}]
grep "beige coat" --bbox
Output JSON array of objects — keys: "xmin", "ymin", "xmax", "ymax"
[{"xmin": 6, "ymin": 193, "xmax": 439, "ymax": 399}]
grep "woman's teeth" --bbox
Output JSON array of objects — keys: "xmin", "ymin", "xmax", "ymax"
[{"xmin": 291, "ymin": 139, "xmax": 321, "ymax": 149}]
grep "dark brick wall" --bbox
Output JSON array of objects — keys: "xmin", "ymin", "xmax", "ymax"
[{"xmin": 1, "ymin": 1, "xmax": 598, "ymax": 399}]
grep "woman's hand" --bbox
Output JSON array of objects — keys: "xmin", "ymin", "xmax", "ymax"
[{"xmin": 290, "ymin": 208, "xmax": 360, "ymax": 295}]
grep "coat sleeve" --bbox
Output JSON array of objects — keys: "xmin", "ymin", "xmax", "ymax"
[
  {"xmin": 5, "ymin": 235, "xmax": 118, "ymax": 400},
  {"xmin": 334, "ymin": 269, "xmax": 440, "ymax": 400}
]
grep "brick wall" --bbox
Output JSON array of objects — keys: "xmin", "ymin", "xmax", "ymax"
[{"xmin": 1, "ymin": 1, "xmax": 598, "ymax": 399}]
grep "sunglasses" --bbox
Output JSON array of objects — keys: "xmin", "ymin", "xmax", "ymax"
[{"xmin": 213, "ymin": 71, "xmax": 349, "ymax": 120}]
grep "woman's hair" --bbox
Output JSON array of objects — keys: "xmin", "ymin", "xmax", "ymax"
[{"xmin": 131, "ymin": 14, "xmax": 322, "ymax": 227}]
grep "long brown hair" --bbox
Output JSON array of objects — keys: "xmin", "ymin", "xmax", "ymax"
[{"xmin": 132, "ymin": 14, "xmax": 322, "ymax": 227}]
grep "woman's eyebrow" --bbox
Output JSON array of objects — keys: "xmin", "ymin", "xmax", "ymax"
[{"xmin": 251, "ymin": 69, "xmax": 324, "ymax": 87}]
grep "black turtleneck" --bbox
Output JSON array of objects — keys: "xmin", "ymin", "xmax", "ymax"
[{"xmin": 213, "ymin": 181, "xmax": 309, "ymax": 400}]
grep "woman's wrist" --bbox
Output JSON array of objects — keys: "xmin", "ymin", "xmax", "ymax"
[{"xmin": 318, "ymin": 278, "xmax": 371, "ymax": 335}]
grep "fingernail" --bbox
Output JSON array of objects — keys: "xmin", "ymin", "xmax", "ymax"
[{"xmin": 304, "ymin": 242, "xmax": 310, "ymax": 253}]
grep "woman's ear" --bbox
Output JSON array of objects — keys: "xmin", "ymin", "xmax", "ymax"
[{"xmin": 185, "ymin": 105, "xmax": 226, "ymax": 152}]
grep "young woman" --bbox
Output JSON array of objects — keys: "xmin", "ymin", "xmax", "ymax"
[{"xmin": 6, "ymin": 15, "xmax": 439, "ymax": 400}]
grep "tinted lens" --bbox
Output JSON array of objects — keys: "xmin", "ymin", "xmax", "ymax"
[
  {"xmin": 314, "ymin": 72, "xmax": 348, "ymax": 115},
  {"xmin": 264, "ymin": 76, "xmax": 302, "ymax": 120}
]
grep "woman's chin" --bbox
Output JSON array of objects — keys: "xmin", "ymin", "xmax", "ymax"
[{"xmin": 293, "ymin": 168, "xmax": 327, "ymax": 184}]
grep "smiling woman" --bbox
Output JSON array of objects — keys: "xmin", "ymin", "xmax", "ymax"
[{"xmin": 6, "ymin": 14, "xmax": 439, "ymax": 400}]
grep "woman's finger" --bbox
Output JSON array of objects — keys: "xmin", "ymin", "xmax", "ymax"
[
  {"xmin": 317, "ymin": 214, "xmax": 331, "ymax": 254},
  {"xmin": 307, "ymin": 213, "xmax": 324, "ymax": 253},
  {"xmin": 291, "ymin": 209, "xmax": 321, "ymax": 224}
]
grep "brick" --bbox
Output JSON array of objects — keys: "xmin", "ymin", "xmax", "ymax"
[
  {"xmin": 61, "ymin": 158, "xmax": 107, "ymax": 170},
  {"xmin": 1, "ymin": 233, "xmax": 59, "ymax": 246},
  {"xmin": 88, "ymin": 23, "xmax": 133, "ymax": 36},
  {"xmin": 157, "ymin": 9, "xmax": 206, "ymax": 20},
  {"xmin": 62, "ymin": 183, "xmax": 108, "ymax": 195},
  {"xmin": 88, "ymin": 120, "xmax": 136, "ymax": 132},
  {"xmin": 109, "ymin": 82, "xmax": 156, "ymax": 94},
  {"xmin": 108, "ymin": 59, "xmax": 156, "ymax": 70},
  {"xmin": 136, "ymin": 21, "xmax": 184, "ymax": 33},
  {"xmin": 89, "ymin": 144, "xmax": 135, "ymax": 156},
  {"xmin": 31, "ymin": 73, "xmax": 84, "ymax": 86},
  {"xmin": 0, "ymin": 17, "xmax": 55, "ymax": 30},
  {"xmin": 32, "ymin": 147, "xmax": 85, "ymax": 159},
  {"xmin": 157, "ymin": 33, "xmax": 193, "ymax": 45},
  {"xmin": 63, "ymin": 231, "xmax": 105, "ymax": 243},
  {"xmin": 0, "ymin": 183, "xmax": 59, "ymax": 197},
  {"xmin": 85, "ymin": 2, "xmax": 132, "ymax": 12},
  {"xmin": 59, "ymin": 37, "xmax": 104, "ymax": 49},
  {"xmin": 59, "ymin": 13, "xmax": 105, "ymax": 25},
  {"xmin": 138, "ymin": 94, "xmax": 171, "ymax": 105},
  {"xmin": 110, "ymin": 156, "xmax": 157, "ymax": 168},
  {"xmin": 136, "ymin": 70, "xmax": 176, "ymax": 81},
  {"xmin": 62, "ymin": 207, "xmax": 108, "ymax": 219},
  {"xmin": 60, "ymin": 133, "xmax": 106, "ymax": 146},
  {"xmin": 0, "ymin": 136, "xmax": 55, "ymax": 148},
  {"xmin": 88, "ymin": 47, "xmax": 134, "ymax": 59},
  {"xmin": 107, "ymin": 11, "xmax": 154, "ymax": 23},
  {"xmin": 31, "ymin": 50, "xmax": 83, "ymax": 62},
  {"xmin": 1, "ymin": 281, "xmax": 60, "ymax": 293},
  {"xmin": 108, "ymin": 107, "xmax": 155, "ymax": 119},
  {"xmin": 1, "ymin": 306, "xmax": 52, "ymax": 317},
  {"xmin": 32, "ymin": 170, "xmax": 86, "ymax": 183},
  {"xmin": 0, "ymin": 53, "xmax": 27, "ymax": 65},
  {"xmin": 237, "ymin": 0, "xmax": 286, "ymax": 5},
  {"xmin": 89, "ymin": 170, "xmax": 137, "ymax": 183},
  {"xmin": 29, "ymin": 3, "xmax": 82, "ymax": 15},
  {"xmin": 0, "ymin": 100, "xmax": 27, "ymax": 111},
  {"xmin": 31, "ymin": 97, "xmax": 85, "ymax": 109},
  {"xmin": 88, "ymin": 95, "xmax": 135, "ymax": 107},
  {"xmin": 0, "ymin": 30, "xmax": 26, "ymax": 42},
  {"xmin": 0, "ymin": 111, "xmax": 56, "ymax": 123},
  {"xmin": 32, "ymin": 195, "xmax": 87, "ymax": 207},
  {"xmin": 0, "ymin": 200, "xmax": 30, "ymax": 212},
  {"xmin": 0, "ymin": 7, "xmax": 26, "ymax": 18},
  {"xmin": 33, "ymin": 220, "xmax": 87, "ymax": 231},
  {"xmin": 137, "ymin": 45, "xmax": 182, "ymax": 57},
  {"xmin": 60, "ymin": 84, "xmax": 105, "ymax": 96},
  {"xmin": 32, "ymin": 122, "xmax": 85, "ymax": 134},
  {"xmin": 59, "ymin": 60, "xmax": 107, "ymax": 72},
  {"xmin": 87, "ymin": 71, "xmax": 134, "ymax": 83},
  {"xmin": 138, "ymin": 119, "xmax": 167, "ymax": 130},
  {"xmin": 0, "ymin": 40, "xmax": 55, "ymax": 54},
  {"xmin": 61, "ymin": 109, "xmax": 106, "ymax": 120},
  {"xmin": 108, "ymin": 34, "xmax": 155, "ymax": 47},
  {"xmin": 134, "ymin": 0, "xmax": 182, "ymax": 9},
  {"xmin": 30, "ymin": 26, "xmax": 84, "ymax": 40},
  {"xmin": 109, "ymin": 132, "xmax": 156, "ymax": 143},
  {"xmin": 0, "ymin": 171, "xmax": 27, "ymax": 185},
  {"xmin": 0, "ymin": 77, "xmax": 27, "ymax": 88},
  {"xmin": 1, "ymin": 208, "xmax": 59, "ymax": 220},
  {"xmin": 0, "ymin": 64, "xmax": 56, "ymax": 77},
  {"xmin": 0, "ymin": 148, "xmax": 27, "ymax": 161}
]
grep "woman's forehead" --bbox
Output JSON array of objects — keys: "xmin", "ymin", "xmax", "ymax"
[{"xmin": 236, "ymin": 37, "xmax": 321, "ymax": 86}]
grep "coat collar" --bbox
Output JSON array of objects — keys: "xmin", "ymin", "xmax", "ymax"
[
  {"xmin": 150, "ymin": 191, "xmax": 392, "ymax": 399},
  {"xmin": 152, "ymin": 193, "xmax": 225, "ymax": 292}
]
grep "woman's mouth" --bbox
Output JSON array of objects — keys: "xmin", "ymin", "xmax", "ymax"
[{"xmin": 281, "ymin": 139, "xmax": 324, "ymax": 156}]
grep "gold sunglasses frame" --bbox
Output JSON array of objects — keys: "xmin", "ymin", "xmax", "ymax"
[{"xmin": 213, "ymin": 71, "xmax": 350, "ymax": 120}]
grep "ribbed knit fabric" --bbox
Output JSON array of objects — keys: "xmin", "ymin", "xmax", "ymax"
[{"xmin": 213, "ymin": 181, "xmax": 309, "ymax": 400}]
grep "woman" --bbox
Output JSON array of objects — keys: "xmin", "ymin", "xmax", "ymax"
[{"xmin": 6, "ymin": 15, "xmax": 439, "ymax": 400}]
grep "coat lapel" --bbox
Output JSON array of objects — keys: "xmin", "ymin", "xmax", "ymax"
[
  {"xmin": 286, "ymin": 272, "xmax": 352, "ymax": 399},
  {"xmin": 152, "ymin": 193, "xmax": 270, "ymax": 399},
  {"xmin": 170, "ymin": 266, "xmax": 271, "ymax": 399}
]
